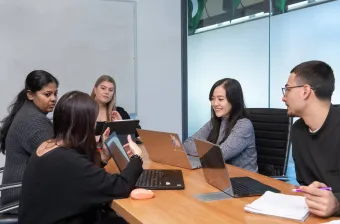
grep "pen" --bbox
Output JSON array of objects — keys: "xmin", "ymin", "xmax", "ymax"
[{"xmin": 292, "ymin": 187, "xmax": 332, "ymax": 192}]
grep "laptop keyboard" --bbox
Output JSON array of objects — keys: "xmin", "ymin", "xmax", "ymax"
[
  {"xmin": 230, "ymin": 179, "xmax": 262, "ymax": 196},
  {"xmin": 136, "ymin": 170, "xmax": 164, "ymax": 188}
]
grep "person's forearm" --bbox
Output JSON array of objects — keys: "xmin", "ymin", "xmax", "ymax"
[
  {"xmin": 183, "ymin": 121, "xmax": 212, "ymax": 156},
  {"xmin": 183, "ymin": 137, "xmax": 198, "ymax": 156},
  {"xmin": 100, "ymin": 152, "xmax": 110, "ymax": 163}
]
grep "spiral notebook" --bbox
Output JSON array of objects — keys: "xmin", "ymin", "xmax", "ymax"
[{"xmin": 244, "ymin": 191, "xmax": 310, "ymax": 222}]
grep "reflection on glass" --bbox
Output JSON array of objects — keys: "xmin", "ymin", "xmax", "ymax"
[
  {"xmin": 105, "ymin": 132, "xmax": 129, "ymax": 171},
  {"xmin": 188, "ymin": 0, "xmax": 334, "ymax": 35}
]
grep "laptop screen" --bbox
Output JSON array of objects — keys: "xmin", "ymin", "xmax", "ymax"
[
  {"xmin": 104, "ymin": 132, "xmax": 130, "ymax": 171},
  {"xmin": 195, "ymin": 139, "xmax": 232, "ymax": 194}
]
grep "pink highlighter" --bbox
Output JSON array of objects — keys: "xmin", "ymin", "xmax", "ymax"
[{"xmin": 292, "ymin": 187, "xmax": 332, "ymax": 193}]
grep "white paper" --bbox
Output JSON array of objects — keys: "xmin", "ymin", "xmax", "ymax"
[
  {"xmin": 321, "ymin": 221, "xmax": 340, "ymax": 224},
  {"xmin": 244, "ymin": 191, "xmax": 310, "ymax": 221}
]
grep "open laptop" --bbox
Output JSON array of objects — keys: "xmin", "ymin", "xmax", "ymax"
[
  {"xmin": 105, "ymin": 132, "xmax": 185, "ymax": 190},
  {"xmin": 96, "ymin": 119, "xmax": 140, "ymax": 144},
  {"xmin": 194, "ymin": 139, "xmax": 280, "ymax": 197},
  {"xmin": 137, "ymin": 129, "xmax": 201, "ymax": 170}
]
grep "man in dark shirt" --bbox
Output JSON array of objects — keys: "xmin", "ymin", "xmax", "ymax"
[{"xmin": 282, "ymin": 60, "xmax": 340, "ymax": 217}]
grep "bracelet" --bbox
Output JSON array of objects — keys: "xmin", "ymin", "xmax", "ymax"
[{"xmin": 130, "ymin": 154, "xmax": 143, "ymax": 165}]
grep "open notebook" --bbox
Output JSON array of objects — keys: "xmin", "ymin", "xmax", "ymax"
[{"xmin": 244, "ymin": 191, "xmax": 310, "ymax": 222}]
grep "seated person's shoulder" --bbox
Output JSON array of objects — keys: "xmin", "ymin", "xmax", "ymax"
[
  {"xmin": 13, "ymin": 110, "xmax": 50, "ymax": 130},
  {"xmin": 27, "ymin": 114, "xmax": 51, "ymax": 129},
  {"xmin": 116, "ymin": 106, "xmax": 131, "ymax": 119},
  {"xmin": 292, "ymin": 117, "xmax": 305, "ymax": 130},
  {"xmin": 235, "ymin": 118, "xmax": 254, "ymax": 133},
  {"xmin": 331, "ymin": 105, "xmax": 340, "ymax": 127},
  {"xmin": 333, "ymin": 105, "xmax": 340, "ymax": 115},
  {"xmin": 116, "ymin": 106, "xmax": 127, "ymax": 113},
  {"xmin": 49, "ymin": 148, "xmax": 89, "ymax": 165},
  {"xmin": 116, "ymin": 106, "xmax": 124, "ymax": 111},
  {"xmin": 237, "ymin": 118, "xmax": 253, "ymax": 128}
]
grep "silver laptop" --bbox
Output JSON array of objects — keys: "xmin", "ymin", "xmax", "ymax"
[{"xmin": 137, "ymin": 129, "xmax": 201, "ymax": 169}]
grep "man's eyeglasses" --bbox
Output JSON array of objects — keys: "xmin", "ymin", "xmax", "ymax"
[{"xmin": 281, "ymin": 85, "xmax": 315, "ymax": 96}]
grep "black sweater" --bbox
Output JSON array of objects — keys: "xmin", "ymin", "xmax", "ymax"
[
  {"xmin": 292, "ymin": 105, "xmax": 340, "ymax": 202},
  {"xmin": 18, "ymin": 147, "xmax": 143, "ymax": 224}
]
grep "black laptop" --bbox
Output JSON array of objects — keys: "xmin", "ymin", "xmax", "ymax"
[
  {"xmin": 194, "ymin": 139, "xmax": 280, "ymax": 197},
  {"xmin": 104, "ymin": 132, "xmax": 185, "ymax": 190}
]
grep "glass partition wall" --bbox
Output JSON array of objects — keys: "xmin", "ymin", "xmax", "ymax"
[{"xmin": 187, "ymin": 0, "xmax": 340, "ymax": 184}]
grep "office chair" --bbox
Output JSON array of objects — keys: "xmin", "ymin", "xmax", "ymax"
[
  {"xmin": 0, "ymin": 167, "xmax": 20, "ymax": 224},
  {"xmin": 246, "ymin": 108, "xmax": 293, "ymax": 181}
]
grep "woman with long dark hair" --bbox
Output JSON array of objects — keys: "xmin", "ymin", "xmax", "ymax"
[
  {"xmin": 19, "ymin": 91, "xmax": 143, "ymax": 224},
  {"xmin": 0, "ymin": 70, "xmax": 59, "ymax": 208},
  {"xmin": 183, "ymin": 78, "xmax": 258, "ymax": 172}
]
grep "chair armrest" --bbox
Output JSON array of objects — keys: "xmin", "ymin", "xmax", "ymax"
[
  {"xmin": 0, "ymin": 201, "xmax": 19, "ymax": 214},
  {"xmin": 0, "ymin": 183, "xmax": 21, "ymax": 215},
  {"xmin": 0, "ymin": 183, "xmax": 22, "ymax": 191},
  {"xmin": 270, "ymin": 176, "xmax": 290, "ymax": 182}
]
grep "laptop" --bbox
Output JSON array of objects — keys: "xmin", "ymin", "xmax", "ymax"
[
  {"xmin": 137, "ymin": 129, "xmax": 201, "ymax": 170},
  {"xmin": 104, "ymin": 132, "xmax": 185, "ymax": 190},
  {"xmin": 194, "ymin": 139, "xmax": 280, "ymax": 197},
  {"xmin": 96, "ymin": 120, "xmax": 140, "ymax": 144}
]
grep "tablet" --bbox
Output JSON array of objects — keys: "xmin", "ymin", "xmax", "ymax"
[
  {"xmin": 95, "ymin": 121, "xmax": 106, "ymax": 135},
  {"xmin": 103, "ymin": 120, "xmax": 140, "ymax": 135},
  {"xmin": 98, "ymin": 120, "xmax": 140, "ymax": 145}
]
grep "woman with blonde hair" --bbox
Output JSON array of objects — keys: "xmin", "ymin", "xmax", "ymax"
[
  {"xmin": 91, "ymin": 75, "xmax": 141, "ymax": 139},
  {"xmin": 91, "ymin": 75, "xmax": 124, "ymax": 121}
]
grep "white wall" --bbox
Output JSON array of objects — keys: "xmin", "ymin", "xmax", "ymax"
[
  {"xmin": 0, "ymin": 0, "xmax": 138, "ymax": 182},
  {"xmin": 0, "ymin": 0, "xmax": 183, "ymax": 180},
  {"xmin": 0, "ymin": 0, "xmax": 137, "ymax": 115},
  {"xmin": 136, "ymin": 0, "xmax": 183, "ymax": 137}
]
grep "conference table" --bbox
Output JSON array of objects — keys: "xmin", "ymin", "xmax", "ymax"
[{"xmin": 106, "ymin": 146, "xmax": 337, "ymax": 224}]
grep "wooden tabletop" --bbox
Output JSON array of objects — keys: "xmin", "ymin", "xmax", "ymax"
[{"xmin": 107, "ymin": 146, "xmax": 337, "ymax": 224}]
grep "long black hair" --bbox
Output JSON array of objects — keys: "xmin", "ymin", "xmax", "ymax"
[
  {"xmin": 53, "ymin": 91, "xmax": 100, "ymax": 166},
  {"xmin": 207, "ymin": 78, "xmax": 247, "ymax": 144},
  {"xmin": 0, "ymin": 70, "xmax": 59, "ymax": 154}
]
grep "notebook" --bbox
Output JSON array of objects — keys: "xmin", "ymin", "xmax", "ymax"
[
  {"xmin": 244, "ymin": 191, "xmax": 310, "ymax": 222},
  {"xmin": 322, "ymin": 221, "xmax": 340, "ymax": 224}
]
